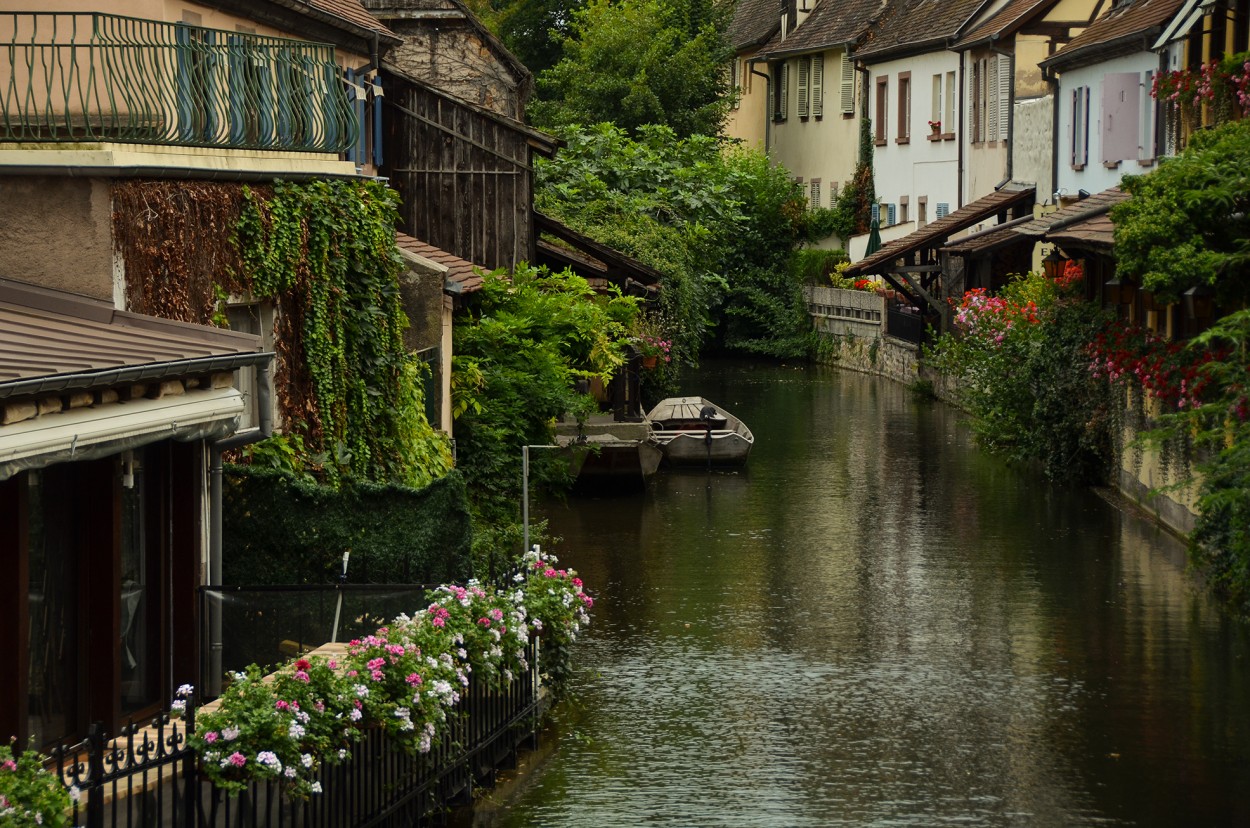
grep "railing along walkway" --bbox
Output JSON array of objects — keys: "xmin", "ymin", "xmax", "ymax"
[{"xmin": 51, "ymin": 640, "xmax": 544, "ymax": 827}]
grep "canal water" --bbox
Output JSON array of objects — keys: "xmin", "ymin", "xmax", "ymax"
[{"xmin": 485, "ymin": 361, "xmax": 1250, "ymax": 826}]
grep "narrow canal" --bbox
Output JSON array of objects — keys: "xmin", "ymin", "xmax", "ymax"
[{"xmin": 485, "ymin": 361, "xmax": 1250, "ymax": 826}]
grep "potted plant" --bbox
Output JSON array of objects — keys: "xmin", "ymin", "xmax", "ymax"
[
  {"xmin": 928, "ymin": 120, "xmax": 941, "ymax": 135},
  {"xmin": 633, "ymin": 317, "xmax": 672, "ymax": 369}
]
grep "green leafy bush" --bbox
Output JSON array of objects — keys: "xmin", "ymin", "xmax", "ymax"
[
  {"xmin": 0, "ymin": 741, "xmax": 71, "ymax": 827},
  {"xmin": 222, "ymin": 466, "xmax": 473, "ymax": 585},
  {"xmin": 927, "ymin": 271, "xmax": 1117, "ymax": 482}
]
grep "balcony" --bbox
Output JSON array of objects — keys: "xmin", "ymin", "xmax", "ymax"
[{"xmin": 0, "ymin": 12, "xmax": 362, "ymax": 175}]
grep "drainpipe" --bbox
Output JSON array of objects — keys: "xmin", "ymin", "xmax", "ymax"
[
  {"xmin": 749, "ymin": 59, "xmax": 772, "ymax": 154},
  {"xmin": 958, "ymin": 51, "xmax": 965, "ymax": 208},
  {"xmin": 206, "ymin": 360, "xmax": 274, "ymax": 697},
  {"xmin": 990, "ymin": 40, "xmax": 1014, "ymax": 182}
]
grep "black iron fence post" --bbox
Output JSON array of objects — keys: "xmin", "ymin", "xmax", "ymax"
[{"xmin": 85, "ymin": 722, "xmax": 106, "ymax": 828}]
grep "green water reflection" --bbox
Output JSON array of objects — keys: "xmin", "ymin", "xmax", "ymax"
[{"xmin": 483, "ymin": 362, "xmax": 1250, "ymax": 827}]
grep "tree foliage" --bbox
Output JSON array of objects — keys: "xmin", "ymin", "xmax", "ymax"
[
  {"xmin": 535, "ymin": 124, "xmax": 828, "ymax": 360},
  {"xmin": 529, "ymin": 0, "xmax": 732, "ymax": 137},
  {"xmin": 462, "ymin": 0, "xmax": 580, "ymax": 76},
  {"xmin": 451, "ymin": 265, "xmax": 641, "ymax": 570},
  {"xmin": 1113, "ymin": 119, "xmax": 1250, "ymax": 305}
]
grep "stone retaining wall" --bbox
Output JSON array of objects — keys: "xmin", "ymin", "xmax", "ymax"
[{"xmin": 806, "ymin": 290, "xmax": 1200, "ymax": 538}]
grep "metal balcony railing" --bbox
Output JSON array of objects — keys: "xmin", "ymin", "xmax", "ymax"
[{"xmin": 0, "ymin": 12, "xmax": 358, "ymax": 152}]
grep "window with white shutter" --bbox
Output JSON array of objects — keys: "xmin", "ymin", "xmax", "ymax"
[
  {"xmin": 811, "ymin": 55, "xmax": 824, "ymax": 117},
  {"xmin": 1071, "ymin": 85, "xmax": 1089, "ymax": 167},
  {"xmin": 997, "ymin": 55, "xmax": 1011, "ymax": 140},
  {"xmin": 839, "ymin": 50, "xmax": 854, "ymax": 114},
  {"xmin": 987, "ymin": 55, "xmax": 999, "ymax": 141},
  {"xmin": 810, "ymin": 181, "xmax": 821, "ymax": 210},
  {"xmin": 781, "ymin": 63, "xmax": 790, "ymax": 120},
  {"xmin": 1140, "ymin": 70, "xmax": 1157, "ymax": 162},
  {"xmin": 936, "ymin": 202, "xmax": 949, "ymax": 219},
  {"xmin": 1100, "ymin": 72, "xmax": 1141, "ymax": 164},
  {"xmin": 946, "ymin": 72, "xmax": 956, "ymax": 136},
  {"xmin": 798, "ymin": 57, "xmax": 810, "ymax": 118}
]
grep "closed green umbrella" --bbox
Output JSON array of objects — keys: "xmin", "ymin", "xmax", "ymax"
[{"xmin": 865, "ymin": 216, "xmax": 882, "ymax": 256}]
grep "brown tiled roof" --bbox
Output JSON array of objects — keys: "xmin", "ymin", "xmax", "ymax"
[
  {"xmin": 0, "ymin": 279, "xmax": 265, "ymax": 397},
  {"xmin": 944, "ymin": 186, "xmax": 1127, "ymax": 254},
  {"xmin": 943, "ymin": 214, "xmax": 1034, "ymax": 253},
  {"xmin": 844, "ymin": 187, "xmax": 1036, "ymax": 275},
  {"xmin": 395, "ymin": 233, "xmax": 488, "ymax": 293},
  {"xmin": 1013, "ymin": 187, "xmax": 1127, "ymax": 236},
  {"xmin": 303, "ymin": 0, "xmax": 398, "ymax": 37},
  {"xmin": 852, "ymin": 0, "xmax": 989, "ymax": 61},
  {"xmin": 954, "ymin": 0, "xmax": 1060, "ymax": 48},
  {"xmin": 759, "ymin": 0, "xmax": 886, "ymax": 57},
  {"xmin": 1048, "ymin": 212, "xmax": 1116, "ymax": 250},
  {"xmin": 1041, "ymin": 0, "xmax": 1185, "ymax": 69},
  {"xmin": 729, "ymin": 0, "xmax": 781, "ymax": 50}
]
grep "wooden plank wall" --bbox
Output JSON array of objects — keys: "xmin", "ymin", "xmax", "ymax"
[{"xmin": 383, "ymin": 76, "xmax": 534, "ymax": 272}]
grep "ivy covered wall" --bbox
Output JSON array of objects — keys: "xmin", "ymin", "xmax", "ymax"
[{"xmin": 113, "ymin": 178, "xmax": 452, "ymax": 489}]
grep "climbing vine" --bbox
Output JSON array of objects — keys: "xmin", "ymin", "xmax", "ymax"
[{"xmin": 112, "ymin": 179, "xmax": 451, "ymax": 488}]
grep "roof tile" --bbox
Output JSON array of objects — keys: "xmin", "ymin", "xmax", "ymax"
[
  {"xmin": 760, "ymin": 0, "xmax": 886, "ymax": 57},
  {"xmin": 395, "ymin": 233, "xmax": 488, "ymax": 293},
  {"xmin": 1042, "ymin": 0, "xmax": 1186, "ymax": 68}
]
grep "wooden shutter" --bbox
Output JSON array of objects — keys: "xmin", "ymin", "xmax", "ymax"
[
  {"xmin": 781, "ymin": 63, "xmax": 790, "ymax": 120},
  {"xmin": 997, "ymin": 54, "xmax": 1011, "ymax": 140},
  {"xmin": 987, "ymin": 56, "xmax": 999, "ymax": 141},
  {"xmin": 1140, "ymin": 71, "xmax": 1156, "ymax": 161},
  {"xmin": 798, "ymin": 57, "xmax": 810, "ymax": 118},
  {"xmin": 812, "ymin": 55, "xmax": 824, "ymax": 117},
  {"xmin": 1101, "ymin": 72, "xmax": 1141, "ymax": 163},
  {"xmin": 839, "ymin": 51, "xmax": 854, "ymax": 113},
  {"xmin": 967, "ymin": 63, "xmax": 976, "ymax": 139}
]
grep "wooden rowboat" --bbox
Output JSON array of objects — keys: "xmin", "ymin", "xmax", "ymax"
[{"xmin": 647, "ymin": 396, "xmax": 754, "ymax": 467}]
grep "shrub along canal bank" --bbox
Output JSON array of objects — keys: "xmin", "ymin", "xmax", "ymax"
[{"xmin": 461, "ymin": 360, "xmax": 1250, "ymax": 827}]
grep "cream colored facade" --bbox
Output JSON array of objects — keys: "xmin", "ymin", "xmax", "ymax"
[
  {"xmin": 769, "ymin": 46, "xmax": 861, "ymax": 227},
  {"xmin": 725, "ymin": 50, "xmax": 770, "ymax": 149}
]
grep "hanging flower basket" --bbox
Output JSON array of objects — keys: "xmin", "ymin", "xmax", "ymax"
[{"xmin": 642, "ymin": 355, "xmax": 658, "ymax": 369}]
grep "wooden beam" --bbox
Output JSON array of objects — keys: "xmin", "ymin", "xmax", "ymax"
[
  {"xmin": 894, "ymin": 270, "xmax": 946, "ymax": 315},
  {"xmin": 889, "ymin": 264, "xmax": 942, "ymax": 273}
]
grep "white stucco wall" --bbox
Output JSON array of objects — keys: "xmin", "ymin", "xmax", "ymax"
[
  {"xmin": 1054, "ymin": 52, "xmax": 1159, "ymax": 197},
  {"xmin": 869, "ymin": 51, "xmax": 960, "ymax": 226}
]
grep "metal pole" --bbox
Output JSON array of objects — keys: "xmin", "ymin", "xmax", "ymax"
[
  {"xmin": 522, "ymin": 445, "xmax": 530, "ymax": 553},
  {"xmin": 331, "ymin": 550, "xmax": 350, "ymax": 643}
]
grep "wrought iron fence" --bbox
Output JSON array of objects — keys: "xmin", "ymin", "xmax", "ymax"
[
  {"xmin": 0, "ymin": 12, "xmax": 357, "ymax": 151},
  {"xmin": 51, "ymin": 638, "xmax": 543, "ymax": 827}
]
